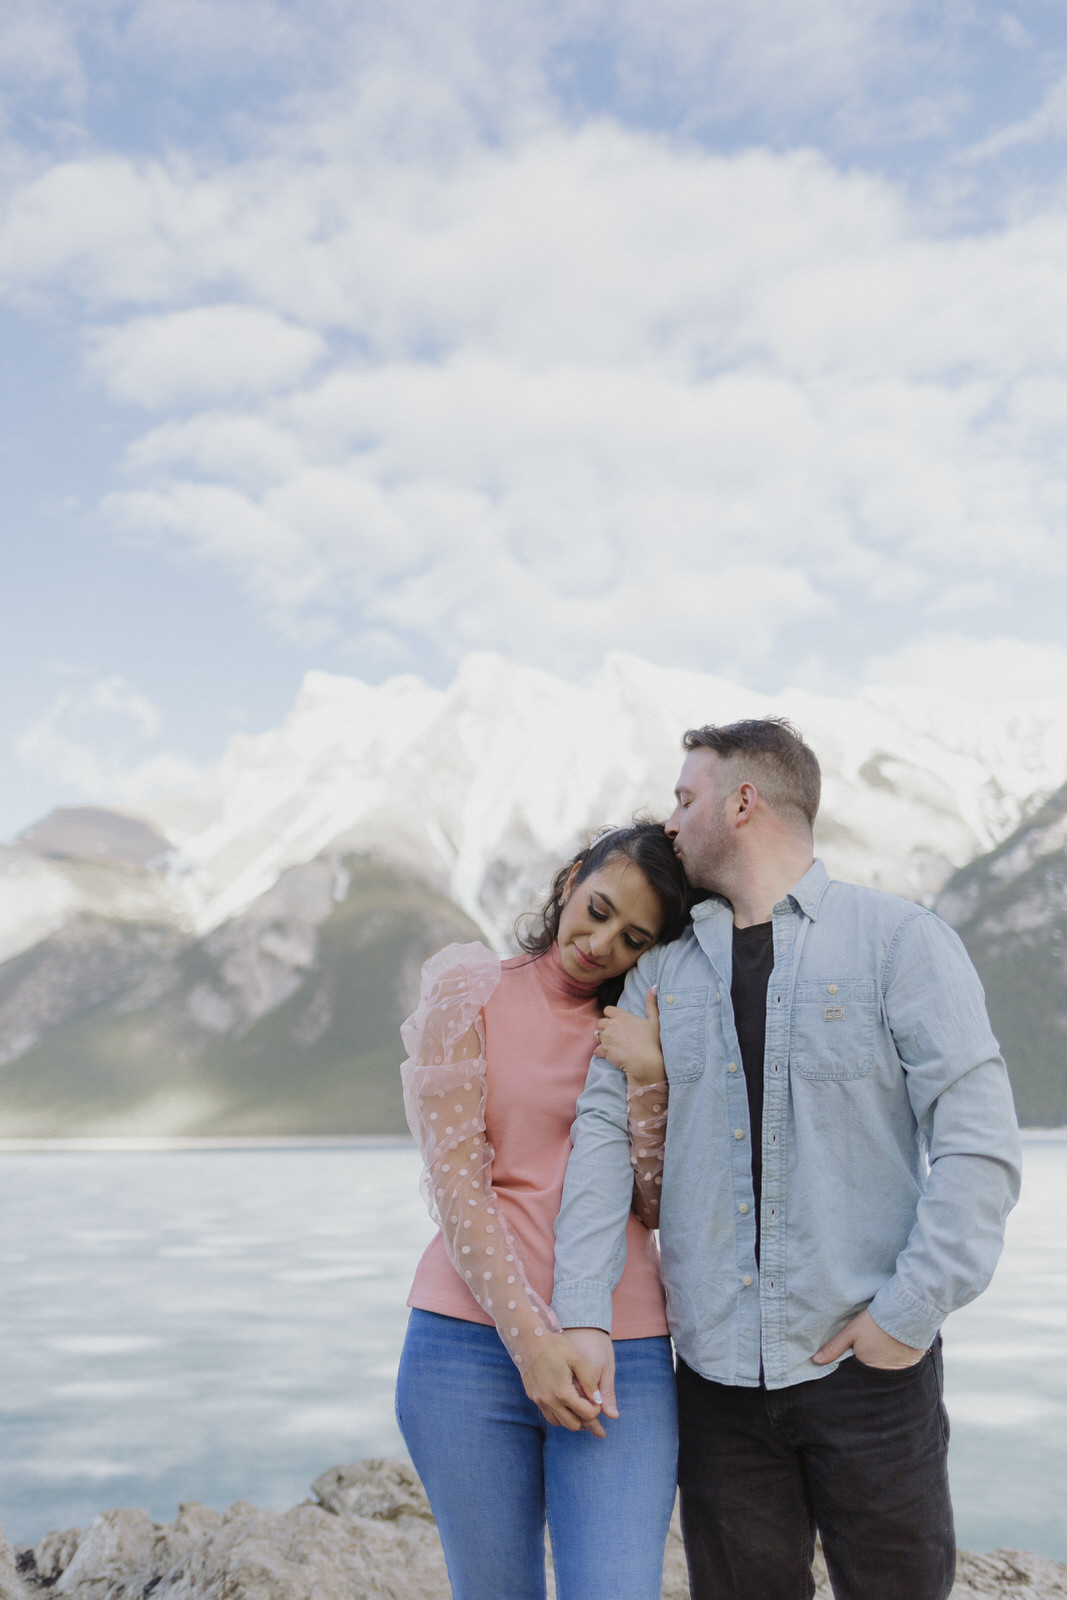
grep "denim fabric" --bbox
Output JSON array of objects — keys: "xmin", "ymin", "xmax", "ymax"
[
  {"xmin": 676, "ymin": 1342, "xmax": 955, "ymax": 1600},
  {"xmin": 553, "ymin": 860, "xmax": 1022, "ymax": 1389},
  {"xmin": 396, "ymin": 1309, "xmax": 678, "ymax": 1600}
]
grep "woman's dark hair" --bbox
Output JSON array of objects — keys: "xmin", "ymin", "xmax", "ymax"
[{"xmin": 515, "ymin": 819, "xmax": 696, "ymax": 1006}]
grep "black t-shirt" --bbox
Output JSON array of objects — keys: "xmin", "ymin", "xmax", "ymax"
[{"xmin": 730, "ymin": 921, "xmax": 775, "ymax": 1252}]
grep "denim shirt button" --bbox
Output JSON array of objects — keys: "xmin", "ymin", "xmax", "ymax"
[
  {"xmin": 734, "ymin": 1128, "xmax": 745, "ymax": 1140},
  {"xmin": 738, "ymin": 1202, "xmax": 749, "ymax": 1214},
  {"xmin": 728, "ymin": 1061, "xmax": 739, "ymax": 1073},
  {"xmin": 742, "ymin": 1275, "xmax": 753, "ymax": 1287}
]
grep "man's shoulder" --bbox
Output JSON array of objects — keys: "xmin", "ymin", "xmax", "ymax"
[
  {"xmin": 819, "ymin": 878, "xmax": 971, "ymax": 974},
  {"xmin": 648, "ymin": 919, "xmax": 713, "ymax": 977},
  {"xmin": 822, "ymin": 875, "xmax": 934, "ymax": 930}
]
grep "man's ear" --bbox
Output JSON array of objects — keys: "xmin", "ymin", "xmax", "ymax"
[{"xmin": 735, "ymin": 782, "xmax": 758, "ymax": 824}]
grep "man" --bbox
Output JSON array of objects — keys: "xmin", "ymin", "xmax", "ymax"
[{"xmin": 551, "ymin": 717, "xmax": 1022, "ymax": 1600}]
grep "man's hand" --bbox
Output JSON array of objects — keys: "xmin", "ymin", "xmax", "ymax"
[
  {"xmin": 813, "ymin": 1308, "xmax": 927, "ymax": 1370},
  {"xmin": 522, "ymin": 1331, "xmax": 612, "ymax": 1436},
  {"xmin": 565, "ymin": 1327, "xmax": 618, "ymax": 1431}
]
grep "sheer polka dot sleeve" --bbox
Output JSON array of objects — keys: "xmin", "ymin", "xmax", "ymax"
[
  {"xmin": 400, "ymin": 942, "xmax": 562, "ymax": 1370},
  {"xmin": 627, "ymin": 1080, "xmax": 668, "ymax": 1231}
]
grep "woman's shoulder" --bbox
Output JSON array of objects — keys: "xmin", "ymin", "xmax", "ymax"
[{"xmin": 417, "ymin": 940, "xmax": 502, "ymax": 1003}]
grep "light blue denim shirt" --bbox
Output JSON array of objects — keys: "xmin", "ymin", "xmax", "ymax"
[{"xmin": 552, "ymin": 859, "xmax": 1022, "ymax": 1390}]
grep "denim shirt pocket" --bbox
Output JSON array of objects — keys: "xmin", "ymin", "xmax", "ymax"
[
  {"xmin": 790, "ymin": 978, "xmax": 876, "ymax": 1079},
  {"xmin": 658, "ymin": 986, "xmax": 709, "ymax": 1082}
]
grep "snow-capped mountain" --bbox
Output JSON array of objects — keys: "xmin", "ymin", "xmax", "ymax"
[
  {"xmin": 4, "ymin": 651, "xmax": 1067, "ymax": 967},
  {"xmin": 4, "ymin": 653, "xmax": 1066, "ymax": 1136}
]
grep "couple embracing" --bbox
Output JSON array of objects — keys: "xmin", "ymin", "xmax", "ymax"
[{"xmin": 396, "ymin": 716, "xmax": 1021, "ymax": 1600}]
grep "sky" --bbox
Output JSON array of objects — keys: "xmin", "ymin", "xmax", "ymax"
[{"xmin": 4, "ymin": 0, "xmax": 1067, "ymax": 839}]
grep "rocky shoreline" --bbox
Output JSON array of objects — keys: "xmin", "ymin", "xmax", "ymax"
[{"xmin": 2, "ymin": 1459, "xmax": 1065, "ymax": 1599}]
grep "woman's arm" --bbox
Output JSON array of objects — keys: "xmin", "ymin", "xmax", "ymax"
[
  {"xmin": 401, "ymin": 944, "xmax": 605, "ymax": 1429},
  {"xmin": 593, "ymin": 988, "xmax": 669, "ymax": 1230}
]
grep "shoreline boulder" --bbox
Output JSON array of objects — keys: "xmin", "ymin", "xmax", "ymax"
[{"xmin": 3, "ymin": 1459, "xmax": 1065, "ymax": 1600}]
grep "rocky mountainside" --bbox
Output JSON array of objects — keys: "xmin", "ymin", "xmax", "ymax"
[
  {"xmin": 1, "ymin": 654, "xmax": 1065, "ymax": 1135},
  {"xmin": 0, "ymin": 848, "xmax": 478, "ymax": 1137},
  {"xmin": 937, "ymin": 781, "xmax": 1067, "ymax": 1127},
  {"xmin": 3, "ymin": 1459, "xmax": 1064, "ymax": 1600},
  {"xmin": 5, "ymin": 654, "xmax": 1067, "ymax": 967}
]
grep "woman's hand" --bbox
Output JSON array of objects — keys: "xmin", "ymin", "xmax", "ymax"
[
  {"xmin": 594, "ymin": 989, "xmax": 664, "ymax": 1088},
  {"xmin": 521, "ymin": 1331, "xmax": 610, "ymax": 1435}
]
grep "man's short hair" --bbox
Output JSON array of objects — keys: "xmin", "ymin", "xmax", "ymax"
[{"xmin": 682, "ymin": 717, "xmax": 821, "ymax": 830}]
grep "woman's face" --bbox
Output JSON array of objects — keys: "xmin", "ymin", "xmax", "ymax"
[{"xmin": 556, "ymin": 854, "xmax": 664, "ymax": 987}]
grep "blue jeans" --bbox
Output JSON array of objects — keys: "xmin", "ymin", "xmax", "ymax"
[{"xmin": 396, "ymin": 1310, "xmax": 678, "ymax": 1600}]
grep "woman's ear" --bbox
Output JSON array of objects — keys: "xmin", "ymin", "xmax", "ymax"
[{"xmin": 560, "ymin": 860, "xmax": 582, "ymax": 904}]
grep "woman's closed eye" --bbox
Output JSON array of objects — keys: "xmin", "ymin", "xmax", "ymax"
[{"xmin": 588, "ymin": 901, "xmax": 648, "ymax": 952}]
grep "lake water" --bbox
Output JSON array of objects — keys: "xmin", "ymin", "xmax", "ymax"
[{"xmin": 1, "ymin": 1136, "xmax": 1064, "ymax": 1560}]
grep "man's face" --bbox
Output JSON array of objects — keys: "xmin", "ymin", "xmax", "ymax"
[{"xmin": 665, "ymin": 748, "xmax": 738, "ymax": 890}]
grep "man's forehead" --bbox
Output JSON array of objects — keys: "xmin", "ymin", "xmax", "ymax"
[{"xmin": 676, "ymin": 746, "xmax": 732, "ymax": 790}]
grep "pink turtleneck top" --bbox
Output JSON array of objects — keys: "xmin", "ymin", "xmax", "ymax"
[{"xmin": 404, "ymin": 941, "xmax": 668, "ymax": 1346}]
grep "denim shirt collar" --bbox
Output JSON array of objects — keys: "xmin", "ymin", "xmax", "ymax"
[{"xmin": 689, "ymin": 857, "xmax": 830, "ymax": 927}]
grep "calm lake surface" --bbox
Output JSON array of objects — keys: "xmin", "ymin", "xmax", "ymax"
[{"xmin": 1, "ymin": 1136, "xmax": 1064, "ymax": 1559}]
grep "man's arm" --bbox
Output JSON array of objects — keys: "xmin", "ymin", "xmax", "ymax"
[
  {"xmin": 552, "ymin": 949, "xmax": 661, "ymax": 1334},
  {"xmin": 851, "ymin": 910, "xmax": 1021, "ymax": 1353}
]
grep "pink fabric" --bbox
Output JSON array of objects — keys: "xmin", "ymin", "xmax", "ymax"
[
  {"xmin": 401, "ymin": 941, "xmax": 560, "ymax": 1369},
  {"xmin": 405, "ymin": 941, "xmax": 668, "ymax": 1346}
]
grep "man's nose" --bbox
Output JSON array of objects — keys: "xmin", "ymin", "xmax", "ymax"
[{"xmin": 665, "ymin": 810, "xmax": 679, "ymax": 837}]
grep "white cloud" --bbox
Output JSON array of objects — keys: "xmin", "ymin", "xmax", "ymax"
[
  {"xmin": 87, "ymin": 305, "xmax": 325, "ymax": 408},
  {"xmin": 965, "ymin": 71, "xmax": 1067, "ymax": 162},
  {"xmin": 925, "ymin": 580, "xmax": 1000, "ymax": 617},
  {"xmin": 1, "ymin": 6, "xmax": 1065, "ymax": 701},
  {"xmin": 865, "ymin": 636, "xmax": 1067, "ymax": 703},
  {"xmin": 0, "ymin": 121, "xmax": 1036, "ymax": 684},
  {"xmin": 15, "ymin": 678, "xmax": 201, "ymax": 804},
  {"xmin": 87, "ymin": 677, "xmax": 161, "ymax": 738},
  {"xmin": 603, "ymin": 0, "xmax": 921, "ymax": 128},
  {"xmin": 0, "ymin": 1, "xmax": 83, "ymax": 102}
]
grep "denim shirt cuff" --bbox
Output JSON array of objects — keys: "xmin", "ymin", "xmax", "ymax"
[
  {"xmin": 551, "ymin": 1281, "xmax": 614, "ymax": 1335},
  {"xmin": 867, "ymin": 1279, "xmax": 944, "ymax": 1352}
]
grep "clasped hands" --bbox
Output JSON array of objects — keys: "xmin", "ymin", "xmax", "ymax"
[{"xmin": 521, "ymin": 1328, "xmax": 617, "ymax": 1436}]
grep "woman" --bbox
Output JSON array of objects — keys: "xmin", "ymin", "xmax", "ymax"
[{"xmin": 395, "ymin": 821, "xmax": 690, "ymax": 1600}]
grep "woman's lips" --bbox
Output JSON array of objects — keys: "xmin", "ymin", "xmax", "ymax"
[{"xmin": 573, "ymin": 945, "xmax": 602, "ymax": 972}]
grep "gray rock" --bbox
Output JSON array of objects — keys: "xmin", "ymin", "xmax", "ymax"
[
  {"xmin": 4, "ymin": 1461, "xmax": 1066, "ymax": 1599},
  {"xmin": 311, "ymin": 1459, "xmax": 435, "ymax": 1523},
  {"xmin": 0, "ymin": 1523, "xmax": 28, "ymax": 1600}
]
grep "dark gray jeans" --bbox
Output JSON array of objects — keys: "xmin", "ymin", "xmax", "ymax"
[{"xmin": 676, "ymin": 1340, "xmax": 955, "ymax": 1600}]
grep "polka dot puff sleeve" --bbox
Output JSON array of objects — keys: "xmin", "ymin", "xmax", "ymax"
[
  {"xmin": 627, "ymin": 1080, "xmax": 669, "ymax": 1231},
  {"xmin": 400, "ymin": 942, "xmax": 562, "ymax": 1370}
]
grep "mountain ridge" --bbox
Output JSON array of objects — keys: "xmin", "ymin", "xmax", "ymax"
[
  {"xmin": 5, "ymin": 653, "xmax": 1067, "ymax": 966},
  {"xmin": 2, "ymin": 654, "xmax": 1065, "ymax": 1134}
]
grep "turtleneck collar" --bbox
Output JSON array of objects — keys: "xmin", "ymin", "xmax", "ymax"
[{"xmin": 534, "ymin": 941, "xmax": 603, "ymax": 1004}]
